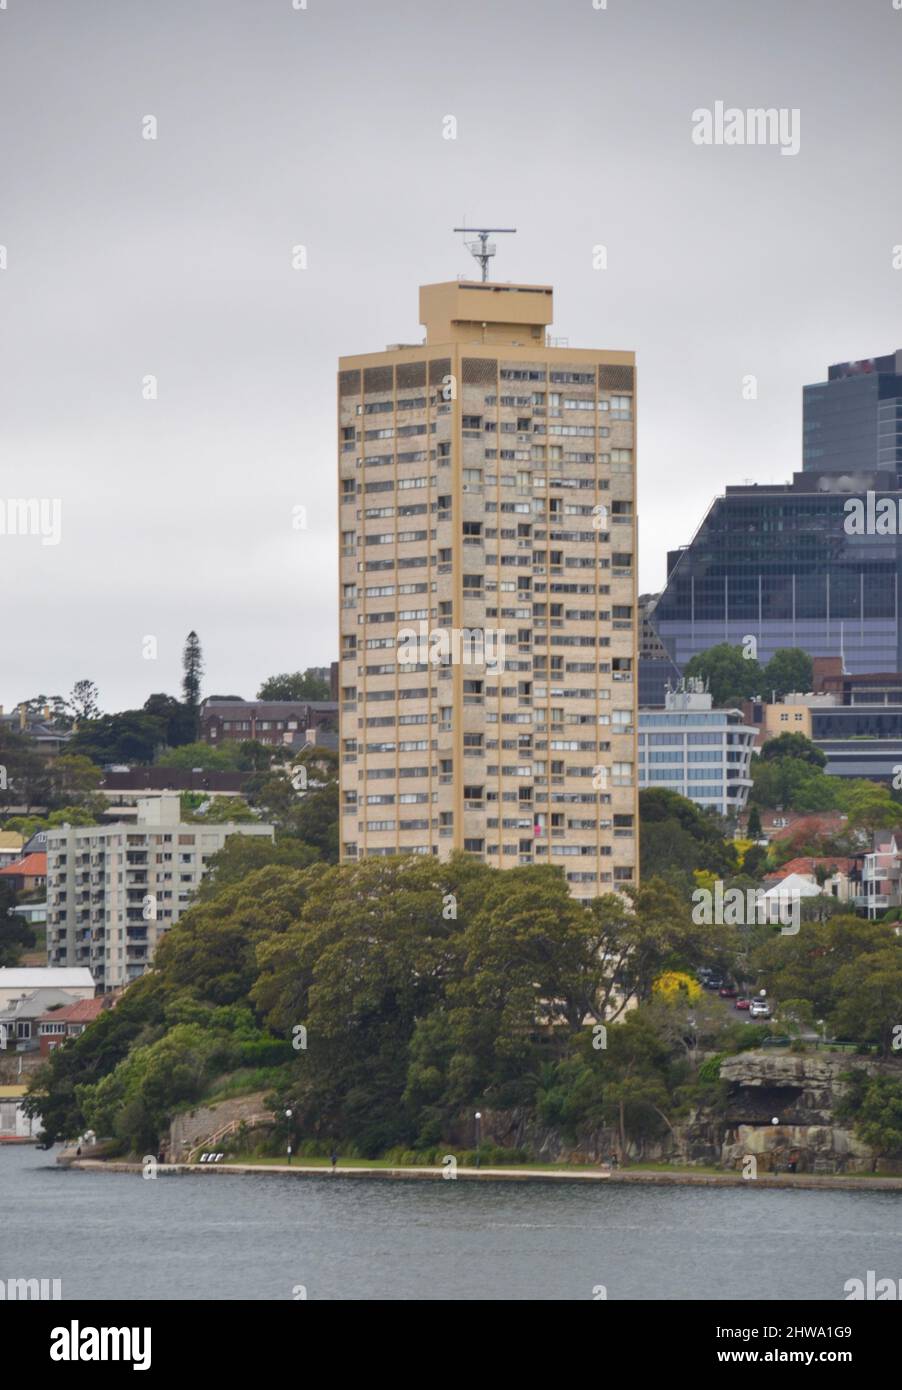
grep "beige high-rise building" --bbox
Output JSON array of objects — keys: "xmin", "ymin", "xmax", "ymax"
[{"xmin": 338, "ymin": 279, "xmax": 638, "ymax": 898}]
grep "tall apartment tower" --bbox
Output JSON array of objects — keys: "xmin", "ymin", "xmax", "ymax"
[{"xmin": 338, "ymin": 279, "xmax": 638, "ymax": 899}]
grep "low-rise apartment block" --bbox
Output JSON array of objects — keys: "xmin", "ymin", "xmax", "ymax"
[{"xmin": 46, "ymin": 794, "xmax": 273, "ymax": 990}]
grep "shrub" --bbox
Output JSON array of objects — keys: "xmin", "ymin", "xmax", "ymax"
[
  {"xmin": 236, "ymin": 1038, "xmax": 295, "ymax": 1068},
  {"xmin": 697, "ymin": 1054, "xmax": 723, "ymax": 1084}
]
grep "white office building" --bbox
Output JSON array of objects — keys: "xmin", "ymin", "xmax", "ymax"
[{"xmin": 638, "ymin": 683, "xmax": 756, "ymax": 816}]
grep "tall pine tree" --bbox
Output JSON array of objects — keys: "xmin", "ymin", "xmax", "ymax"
[{"xmin": 182, "ymin": 631, "xmax": 204, "ymax": 738}]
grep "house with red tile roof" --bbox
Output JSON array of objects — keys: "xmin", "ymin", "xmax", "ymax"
[
  {"xmin": 0, "ymin": 851, "xmax": 46, "ymax": 894},
  {"xmin": 763, "ymin": 855, "xmax": 858, "ymax": 905},
  {"xmin": 766, "ymin": 812, "xmax": 848, "ymax": 843},
  {"xmin": 36, "ymin": 996, "xmax": 108, "ymax": 1055}
]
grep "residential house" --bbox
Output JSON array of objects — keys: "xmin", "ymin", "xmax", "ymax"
[
  {"xmin": 0, "ymin": 851, "xmax": 47, "ymax": 895},
  {"xmin": 762, "ymin": 856, "xmax": 857, "ymax": 905},
  {"xmin": 0, "ymin": 832, "xmax": 24, "ymax": 867},
  {"xmin": 0, "ymin": 967, "xmax": 95, "ymax": 1012},
  {"xmin": 0, "ymin": 986, "xmax": 93, "ymax": 1052},
  {"xmin": 37, "ymin": 996, "xmax": 108, "ymax": 1055},
  {"xmin": 0, "ymin": 1084, "xmax": 40, "ymax": 1141},
  {"xmin": 853, "ymin": 832, "xmax": 902, "ymax": 920}
]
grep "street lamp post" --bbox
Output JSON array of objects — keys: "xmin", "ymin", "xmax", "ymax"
[
  {"xmin": 475, "ymin": 1111, "xmax": 482, "ymax": 1169},
  {"xmin": 285, "ymin": 1108, "xmax": 293, "ymax": 1165}
]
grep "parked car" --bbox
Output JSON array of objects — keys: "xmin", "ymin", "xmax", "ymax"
[
  {"xmin": 749, "ymin": 1001, "xmax": 772, "ymax": 1019},
  {"xmin": 734, "ymin": 997, "xmax": 750, "ymax": 1010},
  {"xmin": 705, "ymin": 976, "xmax": 724, "ymax": 991},
  {"xmin": 719, "ymin": 984, "xmax": 738, "ymax": 999}
]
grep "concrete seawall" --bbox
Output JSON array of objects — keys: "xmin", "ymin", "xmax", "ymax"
[{"xmin": 57, "ymin": 1158, "xmax": 902, "ymax": 1191}]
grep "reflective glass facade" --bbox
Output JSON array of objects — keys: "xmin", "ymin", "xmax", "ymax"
[
  {"xmin": 803, "ymin": 352, "xmax": 902, "ymax": 478},
  {"xmin": 654, "ymin": 473, "xmax": 902, "ymax": 674}
]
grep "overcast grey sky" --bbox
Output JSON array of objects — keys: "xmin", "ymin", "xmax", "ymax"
[{"xmin": 2, "ymin": 0, "xmax": 901, "ymax": 713}]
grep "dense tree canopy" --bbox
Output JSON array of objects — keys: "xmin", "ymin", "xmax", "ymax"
[
  {"xmin": 68, "ymin": 712, "xmax": 166, "ymax": 765},
  {"xmin": 640, "ymin": 788, "xmax": 739, "ymax": 885},
  {"xmin": 257, "ymin": 670, "xmax": 331, "ymax": 702},
  {"xmin": 760, "ymin": 733, "xmax": 825, "ymax": 768},
  {"xmin": 683, "ymin": 644, "xmax": 814, "ymax": 706},
  {"xmin": 683, "ymin": 644, "xmax": 762, "ymax": 705}
]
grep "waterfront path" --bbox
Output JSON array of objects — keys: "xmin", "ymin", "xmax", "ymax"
[{"xmin": 58, "ymin": 1157, "xmax": 902, "ymax": 1191}]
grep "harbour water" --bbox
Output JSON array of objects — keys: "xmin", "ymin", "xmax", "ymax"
[{"xmin": 3, "ymin": 1145, "xmax": 900, "ymax": 1300}]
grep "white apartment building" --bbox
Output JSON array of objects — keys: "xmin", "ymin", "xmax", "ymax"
[
  {"xmin": 45, "ymin": 795, "xmax": 273, "ymax": 990},
  {"xmin": 338, "ymin": 279, "xmax": 638, "ymax": 898}
]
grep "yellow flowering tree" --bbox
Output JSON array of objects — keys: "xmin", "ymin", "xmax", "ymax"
[{"xmin": 652, "ymin": 971, "xmax": 702, "ymax": 1003}]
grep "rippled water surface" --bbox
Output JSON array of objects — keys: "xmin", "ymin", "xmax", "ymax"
[{"xmin": 3, "ymin": 1145, "xmax": 900, "ymax": 1300}]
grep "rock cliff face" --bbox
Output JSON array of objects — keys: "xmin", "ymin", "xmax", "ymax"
[
  {"xmin": 717, "ymin": 1050, "xmax": 894, "ymax": 1174},
  {"xmin": 484, "ymin": 1051, "xmax": 902, "ymax": 1173}
]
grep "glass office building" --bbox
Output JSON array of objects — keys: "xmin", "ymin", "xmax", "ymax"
[
  {"xmin": 655, "ymin": 471, "xmax": 902, "ymax": 674},
  {"xmin": 803, "ymin": 352, "xmax": 902, "ymax": 479},
  {"xmin": 654, "ymin": 352, "xmax": 902, "ymax": 676}
]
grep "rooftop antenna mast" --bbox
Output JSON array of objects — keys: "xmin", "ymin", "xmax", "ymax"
[{"xmin": 453, "ymin": 225, "xmax": 517, "ymax": 282}]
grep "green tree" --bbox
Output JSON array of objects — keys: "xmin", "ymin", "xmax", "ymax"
[
  {"xmin": 182, "ymin": 631, "xmax": 204, "ymax": 735},
  {"xmin": 69, "ymin": 712, "xmax": 166, "ymax": 765},
  {"xmin": 255, "ymin": 856, "xmax": 478, "ymax": 1152},
  {"xmin": 21, "ymin": 695, "xmax": 72, "ymax": 730},
  {"xmin": 640, "ymin": 788, "xmax": 738, "ymax": 884},
  {"xmin": 837, "ymin": 1072, "xmax": 902, "ymax": 1170},
  {"xmin": 76, "ymin": 1023, "xmax": 236, "ymax": 1154},
  {"xmin": 683, "ymin": 643, "xmax": 762, "ymax": 705},
  {"xmin": 0, "ymin": 880, "xmax": 34, "ymax": 966},
  {"xmin": 46, "ymin": 803, "xmax": 106, "ymax": 828},
  {"xmin": 761, "ymin": 648, "xmax": 813, "ymax": 700},
  {"xmin": 588, "ymin": 1010, "xmax": 678, "ymax": 1163},
  {"xmin": 246, "ymin": 749, "xmax": 339, "ymax": 860},
  {"xmin": 830, "ymin": 948, "xmax": 902, "ymax": 1054},
  {"xmin": 746, "ymin": 805, "xmax": 763, "ymax": 838},
  {"xmin": 46, "ymin": 755, "xmax": 101, "ymax": 806},
  {"xmin": 67, "ymin": 680, "xmax": 102, "ymax": 723},
  {"xmin": 840, "ymin": 782, "xmax": 899, "ymax": 835},
  {"xmin": 749, "ymin": 757, "xmax": 839, "ymax": 812},
  {"xmin": 155, "ymin": 741, "xmax": 242, "ymax": 772},
  {"xmin": 155, "ymin": 864, "xmax": 321, "ymax": 1005},
  {"xmin": 751, "ymin": 915, "xmax": 900, "ymax": 1035},
  {"xmin": 193, "ymin": 835, "xmax": 320, "ymax": 900},
  {"xmin": 741, "ymin": 843, "xmax": 767, "ymax": 877},
  {"xmin": 143, "ymin": 694, "xmax": 196, "ymax": 748},
  {"xmin": 759, "ymin": 733, "xmax": 826, "ymax": 768},
  {"xmin": 0, "ymin": 724, "xmax": 51, "ymax": 811},
  {"xmin": 24, "ymin": 974, "xmax": 168, "ymax": 1146},
  {"xmin": 257, "ymin": 670, "xmax": 331, "ymax": 702}
]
